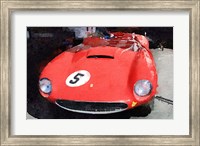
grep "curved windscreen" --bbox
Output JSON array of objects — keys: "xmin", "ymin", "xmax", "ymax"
[{"xmin": 67, "ymin": 32, "xmax": 149, "ymax": 53}]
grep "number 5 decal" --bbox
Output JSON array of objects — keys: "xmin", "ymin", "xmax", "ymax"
[
  {"xmin": 66, "ymin": 70, "xmax": 91, "ymax": 87},
  {"xmin": 69, "ymin": 73, "xmax": 85, "ymax": 84}
]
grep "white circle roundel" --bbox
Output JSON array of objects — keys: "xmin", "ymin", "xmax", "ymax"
[{"xmin": 66, "ymin": 70, "xmax": 91, "ymax": 87}]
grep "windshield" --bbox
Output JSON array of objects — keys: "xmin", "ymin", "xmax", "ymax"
[{"xmin": 67, "ymin": 32, "xmax": 148, "ymax": 53}]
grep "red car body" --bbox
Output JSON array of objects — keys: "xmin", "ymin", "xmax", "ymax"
[{"xmin": 39, "ymin": 32, "xmax": 158, "ymax": 114}]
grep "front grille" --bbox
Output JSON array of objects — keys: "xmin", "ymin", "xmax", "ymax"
[{"xmin": 55, "ymin": 100, "xmax": 128, "ymax": 114}]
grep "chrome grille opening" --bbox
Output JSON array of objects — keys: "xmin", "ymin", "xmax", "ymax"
[{"xmin": 55, "ymin": 100, "xmax": 128, "ymax": 114}]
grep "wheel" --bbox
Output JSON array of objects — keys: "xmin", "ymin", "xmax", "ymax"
[{"xmin": 130, "ymin": 98, "xmax": 154, "ymax": 117}]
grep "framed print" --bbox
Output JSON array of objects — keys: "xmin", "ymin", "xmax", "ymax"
[{"xmin": 0, "ymin": 0, "xmax": 199, "ymax": 145}]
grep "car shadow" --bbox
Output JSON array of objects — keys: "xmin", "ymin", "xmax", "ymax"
[{"xmin": 28, "ymin": 94, "xmax": 151, "ymax": 119}]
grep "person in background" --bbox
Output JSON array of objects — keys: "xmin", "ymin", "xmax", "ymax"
[
  {"xmin": 96, "ymin": 27, "xmax": 112, "ymax": 39},
  {"xmin": 68, "ymin": 27, "xmax": 96, "ymax": 46}
]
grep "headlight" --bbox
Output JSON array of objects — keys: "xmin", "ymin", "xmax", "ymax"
[
  {"xmin": 39, "ymin": 78, "xmax": 52, "ymax": 94},
  {"xmin": 134, "ymin": 80, "xmax": 152, "ymax": 96}
]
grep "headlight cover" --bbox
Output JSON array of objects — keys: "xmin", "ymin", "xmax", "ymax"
[
  {"xmin": 39, "ymin": 78, "xmax": 52, "ymax": 94},
  {"xmin": 134, "ymin": 80, "xmax": 152, "ymax": 96}
]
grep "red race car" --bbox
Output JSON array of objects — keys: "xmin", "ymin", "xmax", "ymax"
[{"xmin": 39, "ymin": 32, "xmax": 158, "ymax": 114}]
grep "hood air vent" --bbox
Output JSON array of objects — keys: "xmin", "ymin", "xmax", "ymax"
[{"xmin": 87, "ymin": 55, "xmax": 114, "ymax": 59}]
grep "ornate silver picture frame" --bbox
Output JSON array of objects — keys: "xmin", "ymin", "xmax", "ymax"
[{"xmin": 1, "ymin": 0, "xmax": 199, "ymax": 145}]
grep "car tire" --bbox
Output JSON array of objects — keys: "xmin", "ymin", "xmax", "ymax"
[{"xmin": 130, "ymin": 98, "xmax": 154, "ymax": 117}]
